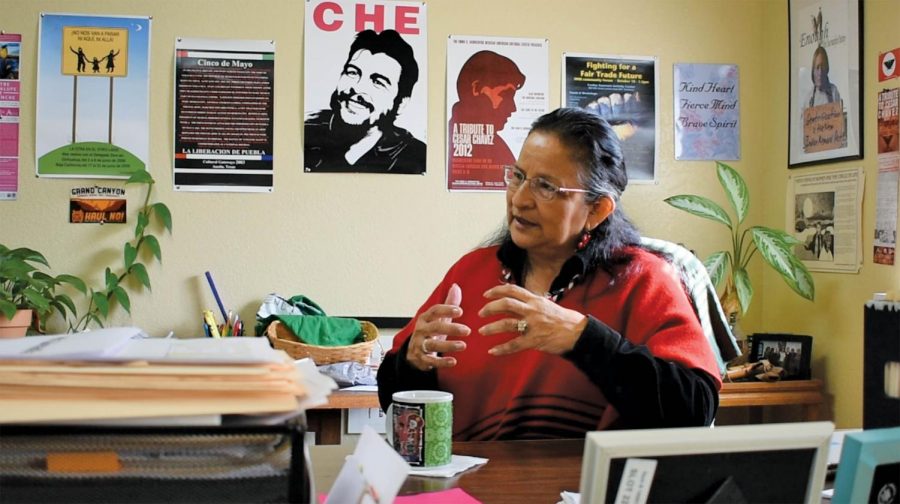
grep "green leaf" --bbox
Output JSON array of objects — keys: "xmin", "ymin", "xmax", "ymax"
[
  {"xmin": 32, "ymin": 271, "xmax": 56, "ymax": 285},
  {"xmin": 22, "ymin": 288, "xmax": 51, "ymax": 312},
  {"xmin": 783, "ymin": 255, "xmax": 816, "ymax": 301},
  {"xmin": 144, "ymin": 235, "xmax": 162, "ymax": 263},
  {"xmin": 0, "ymin": 299, "xmax": 16, "ymax": 320},
  {"xmin": 9, "ymin": 247, "xmax": 50, "ymax": 268},
  {"xmin": 105, "ymin": 268, "xmax": 118, "ymax": 290},
  {"xmin": 733, "ymin": 267, "xmax": 753, "ymax": 314},
  {"xmin": 131, "ymin": 263, "xmax": 151, "ymax": 290},
  {"xmin": 93, "ymin": 292, "xmax": 110, "ymax": 317},
  {"xmin": 664, "ymin": 195, "xmax": 733, "ymax": 229},
  {"xmin": 716, "ymin": 162, "xmax": 749, "ymax": 225},
  {"xmin": 56, "ymin": 274, "xmax": 87, "ymax": 294},
  {"xmin": 113, "ymin": 286, "xmax": 131, "ymax": 314},
  {"xmin": 135, "ymin": 213, "xmax": 149, "ymax": 238},
  {"xmin": 54, "ymin": 293, "xmax": 78, "ymax": 317},
  {"xmin": 124, "ymin": 243, "xmax": 137, "ymax": 269},
  {"xmin": 703, "ymin": 251, "xmax": 729, "ymax": 287},
  {"xmin": 151, "ymin": 203, "xmax": 173, "ymax": 233},
  {"xmin": 126, "ymin": 170, "xmax": 153, "ymax": 185},
  {"xmin": 750, "ymin": 227, "xmax": 797, "ymax": 281}
]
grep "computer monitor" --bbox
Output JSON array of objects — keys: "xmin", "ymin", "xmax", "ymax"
[
  {"xmin": 579, "ymin": 422, "xmax": 833, "ymax": 504},
  {"xmin": 832, "ymin": 426, "xmax": 900, "ymax": 504}
]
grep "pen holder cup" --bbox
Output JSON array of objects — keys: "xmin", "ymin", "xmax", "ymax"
[{"xmin": 265, "ymin": 320, "xmax": 378, "ymax": 365}]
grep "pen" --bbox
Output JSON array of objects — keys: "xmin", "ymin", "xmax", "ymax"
[{"xmin": 204, "ymin": 271, "xmax": 229, "ymax": 322}]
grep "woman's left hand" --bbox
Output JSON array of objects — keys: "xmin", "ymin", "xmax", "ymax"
[{"xmin": 478, "ymin": 284, "xmax": 588, "ymax": 356}]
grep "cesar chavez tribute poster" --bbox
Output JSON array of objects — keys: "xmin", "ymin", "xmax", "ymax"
[
  {"xmin": 446, "ymin": 36, "xmax": 548, "ymax": 192},
  {"xmin": 36, "ymin": 13, "xmax": 150, "ymax": 178}
]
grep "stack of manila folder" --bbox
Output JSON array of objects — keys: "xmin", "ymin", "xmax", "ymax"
[{"xmin": 0, "ymin": 327, "xmax": 330, "ymax": 425}]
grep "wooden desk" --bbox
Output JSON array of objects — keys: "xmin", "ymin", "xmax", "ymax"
[
  {"xmin": 311, "ymin": 439, "xmax": 583, "ymax": 503},
  {"xmin": 719, "ymin": 379, "xmax": 826, "ymax": 422},
  {"xmin": 306, "ymin": 389, "xmax": 380, "ymax": 445},
  {"xmin": 308, "ymin": 379, "xmax": 827, "ymax": 444},
  {"xmin": 311, "ymin": 438, "xmax": 832, "ymax": 503}
]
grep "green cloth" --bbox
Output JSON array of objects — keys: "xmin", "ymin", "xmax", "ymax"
[
  {"xmin": 254, "ymin": 294, "xmax": 329, "ymax": 336},
  {"xmin": 285, "ymin": 295, "xmax": 326, "ymax": 316},
  {"xmin": 276, "ymin": 314, "xmax": 363, "ymax": 346}
]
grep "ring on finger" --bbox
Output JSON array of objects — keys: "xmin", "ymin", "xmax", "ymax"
[
  {"xmin": 421, "ymin": 337, "xmax": 430, "ymax": 354},
  {"xmin": 516, "ymin": 319, "xmax": 528, "ymax": 335}
]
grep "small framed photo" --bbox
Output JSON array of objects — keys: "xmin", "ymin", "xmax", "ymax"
[
  {"xmin": 749, "ymin": 333, "xmax": 813, "ymax": 380},
  {"xmin": 832, "ymin": 427, "xmax": 900, "ymax": 504},
  {"xmin": 788, "ymin": 0, "xmax": 863, "ymax": 168}
]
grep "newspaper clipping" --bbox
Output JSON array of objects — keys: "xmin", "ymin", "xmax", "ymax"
[
  {"xmin": 787, "ymin": 167, "xmax": 863, "ymax": 273},
  {"xmin": 874, "ymin": 88, "xmax": 899, "ymax": 265}
]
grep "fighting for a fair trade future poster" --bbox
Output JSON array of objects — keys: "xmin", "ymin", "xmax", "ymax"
[
  {"xmin": 303, "ymin": 0, "xmax": 427, "ymax": 174},
  {"xmin": 446, "ymin": 36, "xmax": 548, "ymax": 192},
  {"xmin": 36, "ymin": 13, "xmax": 151, "ymax": 178},
  {"xmin": 563, "ymin": 53, "xmax": 657, "ymax": 183}
]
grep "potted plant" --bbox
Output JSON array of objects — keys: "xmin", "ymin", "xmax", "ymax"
[
  {"xmin": 0, "ymin": 245, "xmax": 86, "ymax": 337},
  {"xmin": 664, "ymin": 161, "xmax": 815, "ymax": 321},
  {"xmin": 0, "ymin": 171, "xmax": 172, "ymax": 336}
]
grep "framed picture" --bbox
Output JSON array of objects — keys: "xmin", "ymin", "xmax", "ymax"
[
  {"xmin": 749, "ymin": 333, "xmax": 813, "ymax": 380},
  {"xmin": 579, "ymin": 422, "xmax": 833, "ymax": 504},
  {"xmin": 832, "ymin": 427, "xmax": 900, "ymax": 504},
  {"xmin": 788, "ymin": 0, "xmax": 863, "ymax": 168}
]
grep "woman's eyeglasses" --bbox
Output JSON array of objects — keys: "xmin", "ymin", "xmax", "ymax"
[{"xmin": 503, "ymin": 165, "xmax": 590, "ymax": 201}]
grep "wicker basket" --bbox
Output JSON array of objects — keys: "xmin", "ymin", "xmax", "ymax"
[{"xmin": 265, "ymin": 319, "xmax": 378, "ymax": 365}]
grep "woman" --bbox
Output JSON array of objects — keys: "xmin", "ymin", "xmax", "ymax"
[
  {"xmin": 804, "ymin": 45, "xmax": 842, "ymax": 109},
  {"xmin": 377, "ymin": 108, "xmax": 721, "ymax": 440}
]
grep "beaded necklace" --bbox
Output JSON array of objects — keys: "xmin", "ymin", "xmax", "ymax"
[{"xmin": 499, "ymin": 267, "xmax": 582, "ymax": 303}]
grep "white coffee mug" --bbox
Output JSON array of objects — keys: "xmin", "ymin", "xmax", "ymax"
[{"xmin": 386, "ymin": 390, "xmax": 453, "ymax": 468}]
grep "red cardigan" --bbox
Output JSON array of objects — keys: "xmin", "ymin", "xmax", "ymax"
[{"xmin": 380, "ymin": 245, "xmax": 722, "ymax": 440}]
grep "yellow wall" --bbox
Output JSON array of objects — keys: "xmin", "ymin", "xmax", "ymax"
[
  {"xmin": 2, "ymin": 0, "xmax": 898, "ymax": 429},
  {"xmin": 760, "ymin": 0, "xmax": 899, "ymax": 429}
]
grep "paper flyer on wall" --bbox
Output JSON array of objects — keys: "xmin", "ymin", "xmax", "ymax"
[
  {"xmin": 787, "ymin": 167, "xmax": 863, "ymax": 273},
  {"xmin": 35, "ymin": 13, "xmax": 151, "ymax": 179},
  {"xmin": 562, "ymin": 53, "xmax": 657, "ymax": 183},
  {"xmin": 874, "ymin": 88, "xmax": 900, "ymax": 265},
  {"xmin": 446, "ymin": 35, "xmax": 548, "ymax": 192},
  {"xmin": 0, "ymin": 33, "xmax": 21, "ymax": 200},
  {"xmin": 303, "ymin": 0, "xmax": 427, "ymax": 174},
  {"xmin": 173, "ymin": 38, "xmax": 275, "ymax": 193},
  {"xmin": 672, "ymin": 63, "xmax": 740, "ymax": 161}
]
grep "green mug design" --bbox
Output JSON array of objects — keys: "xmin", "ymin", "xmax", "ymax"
[{"xmin": 390, "ymin": 390, "xmax": 453, "ymax": 468}]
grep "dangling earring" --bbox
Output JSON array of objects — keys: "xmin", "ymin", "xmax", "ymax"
[{"xmin": 577, "ymin": 229, "xmax": 592, "ymax": 250}]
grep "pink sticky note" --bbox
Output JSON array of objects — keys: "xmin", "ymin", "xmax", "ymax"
[{"xmin": 396, "ymin": 488, "xmax": 482, "ymax": 503}]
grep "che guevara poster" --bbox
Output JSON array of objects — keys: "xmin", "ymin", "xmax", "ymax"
[
  {"xmin": 303, "ymin": 0, "xmax": 427, "ymax": 174},
  {"xmin": 36, "ymin": 13, "xmax": 151, "ymax": 178}
]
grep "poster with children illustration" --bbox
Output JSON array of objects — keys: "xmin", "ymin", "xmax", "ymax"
[{"xmin": 36, "ymin": 13, "xmax": 150, "ymax": 178}]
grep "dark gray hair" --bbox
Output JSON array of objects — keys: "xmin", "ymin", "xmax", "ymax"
[{"xmin": 487, "ymin": 107, "xmax": 640, "ymax": 273}]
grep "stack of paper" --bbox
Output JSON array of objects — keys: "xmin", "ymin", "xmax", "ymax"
[{"xmin": 0, "ymin": 327, "xmax": 310, "ymax": 424}]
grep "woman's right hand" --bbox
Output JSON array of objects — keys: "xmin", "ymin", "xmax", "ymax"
[{"xmin": 406, "ymin": 284, "xmax": 469, "ymax": 371}]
